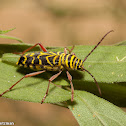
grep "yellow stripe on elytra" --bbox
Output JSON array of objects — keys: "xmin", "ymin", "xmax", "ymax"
[
  {"xmin": 53, "ymin": 55, "xmax": 58, "ymax": 65},
  {"xmin": 31, "ymin": 57, "xmax": 35, "ymax": 64},
  {"xmin": 39, "ymin": 52, "xmax": 51, "ymax": 55},
  {"xmin": 58, "ymin": 56, "xmax": 61, "ymax": 66},
  {"xmin": 65, "ymin": 54, "xmax": 71, "ymax": 68},
  {"xmin": 22, "ymin": 54, "xmax": 28, "ymax": 64},
  {"xmin": 75, "ymin": 59, "xmax": 80, "ymax": 69},
  {"xmin": 57, "ymin": 52, "xmax": 61, "ymax": 55},
  {"xmin": 61, "ymin": 53, "xmax": 65, "ymax": 65},
  {"xmin": 39, "ymin": 59, "xmax": 42, "ymax": 65},
  {"xmin": 70, "ymin": 55, "xmax": 75, "ymax": 69},
  {"xmin": 46, "ymin": 56, "xmax": 53, "ymax": 66},
  {"xmin": 16, "ymin": 59, "xmax": 20, "ymax": 65},
  {"xmin": 40, "ymin": 52, "xmax": 57, "ymax": 55},
  {"xmin": 73, "ymin": 57, "xmax": 77, "ymax": 68},
  {"xmin": 79, "ymin": 60, "xmax": 83, "ymax": 67},
  {"xmin": 37, "ymin": 55, "xmax": 42, "ymax": 65},
  {"xmin": 30, "ymin": 53, "xmax": 35, "ymax": 57},
  {"xmin": 58, "ymin": 53, "xmax": 64, "ymax": 66},
  {"xmin": 50, "ymin": 52, "xmax": 58, "ymax": 55}
]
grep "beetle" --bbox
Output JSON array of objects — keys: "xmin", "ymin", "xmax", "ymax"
[{"xmin": 0, "ymin": 30, "xmax": 113, "ymax": 103}]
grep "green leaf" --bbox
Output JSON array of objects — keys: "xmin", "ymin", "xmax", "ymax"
[
  {"xmin": 115, "ymin": 41, "xmax": 126, "ymax": 46},
  {"xmin": 0, "ymin": 28, "xmax": 24, "ymax": 43},
  {"xmin": 0, "ymin": 35, "xmax": 23, "ymax": 43},
  {"xmin": 0, "ymin": 43, "xmax": 126, "ymax": 126},
  {"xmin": 68, "ymin": 91, "xmax": 126, "ymax": 126},
  {"xmin": 0, "ymin": 44, "xmax": 126, "ymax": 106},
  {"xmin": 0, "ymin": 60, "xmax": 71, "ymax": 103},
  {"xmin": 0, "ymin": 27, "xmax": 16, "ymax": 34},
  {"xmin": 2, "ymin": 45, "xmax": 126, "ymax": 82}
]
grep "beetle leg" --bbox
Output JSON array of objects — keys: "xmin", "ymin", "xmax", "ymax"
[
  {"xmin": 64, "ymin": 45, "xmax": 75, "ymax": 54},
  {"xmin": 21, "ymin": 43, "xmax": 47, "ymax": 55},
  {"xmin": 51, "ymin": 82, "xmax": 62, "ymax": 88},
  {"xmin": 66, "ymin": 71, "xmax": 74, "ymax": 102},
  {"xmin": 41, "ymin": 71, "xmax": 62, "ymax": 104},
  {"xmin": 64, "ymin": 47, "xmax": 67, "ymax": 54},
  {"xmin": 0, "ymin": 70, "xmax": 46, "ymax": 97},
  {"xmin": 14, "ymin": 43, "xmax": 47, "ymax": 55}
]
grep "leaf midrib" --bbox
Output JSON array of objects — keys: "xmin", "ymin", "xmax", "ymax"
[{"xmin": 77, "ymin": 94, "xmax": 124, "ymax": 126}]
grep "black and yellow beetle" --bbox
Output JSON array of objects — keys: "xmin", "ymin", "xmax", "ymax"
[{"xmin": 0, "ymin": 30, "xmax": 113, "ymax": 103}]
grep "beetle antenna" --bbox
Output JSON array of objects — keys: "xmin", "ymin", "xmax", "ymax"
[
  {"xmin": 82, "ymin": 68, "xmax": 102, "ymax": 95},
  {"xmin": 83, "ymin": 30, "xmax": 114, "ymax": 63}
]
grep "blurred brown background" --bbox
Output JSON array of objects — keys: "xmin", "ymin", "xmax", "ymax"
[
  {"xmin": 0, "ymin": 0, "xmax": 126, "ymax": 46},
  {"xmin": 0, "ymin": 0, "xmax": 126, "ymax": 126}
]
